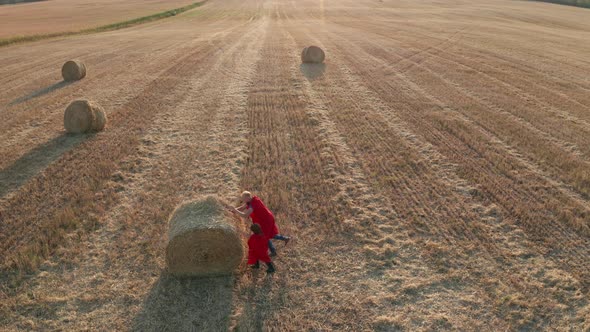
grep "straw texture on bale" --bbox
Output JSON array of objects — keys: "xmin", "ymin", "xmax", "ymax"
[
  {"xmin": 166, "ymin": 197, "xmax": 243, "ymax": 277},
  {"xmin": 61, "ymin": 60, "xmax": 86, "ymax": 81},
  {"xmin": 301, "ymin": 46, "xmax": 325, "ymax": 63},
  {"xmin": 64, "ymin": 100, "xmax": 107, "ymax": 134}
]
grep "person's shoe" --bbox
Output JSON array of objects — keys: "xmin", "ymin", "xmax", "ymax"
[
  {"xmin": 284, "ymin": 237, "xmax": 291, "ymax": 246},
  {"xmin": 266, "ymin": 262, "xmax": 275, "ymax": 274},
  {"xmin": 250, "ymin": 262, "xmax": 260, "ymax": 269},
  {"xmin": 269, "ymin": 251, "xmax": 277, "ymax": 257}
]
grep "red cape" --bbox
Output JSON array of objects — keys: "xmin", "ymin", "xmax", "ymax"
[
  {"xmin": 247, "ymin": 233, "xmax": 271, "ymax": 264},
  {"xmin": 249, "ymin": 196, "xmax": 279, "ymax": 239}
]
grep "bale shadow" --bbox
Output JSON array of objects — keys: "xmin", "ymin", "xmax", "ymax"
[
  {"xmin": 131, "ymin": 273, "xmax": 234, "ymax": 332},
  {"xmin": 245, "ymin": 277, "xmax": 277, "ymax": 331},
  {"xmin": 0, "ymin": 133, "xmax": 88, "ymax": 199},
  {"xmin": 8, "ymin": 81, "xmax": 72, "ymax": 106},
  {"xmin": 299, "ymin": 63, "xmax": 326, "ymax": 81},
  {"xmin": 230, "ymin": 270, "xmax": 287, "ymax": 331}
]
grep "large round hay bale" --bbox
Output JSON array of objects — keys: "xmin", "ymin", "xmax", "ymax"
[
  {"xmin": 64, "ymin": 100, "xmax": 107, "ymax": 134},
  {"xmin": 301, "ymin": 46, "xmax": 325, "ymax": 64},
  {"xmin": 61, "ymin": 60, "xmax": 86, "ymax": 81},
  {"xmin": 166, "ymin": 197, "xmax": 243, "ymax": 277}
]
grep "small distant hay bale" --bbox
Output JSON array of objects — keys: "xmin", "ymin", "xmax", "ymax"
[
  {"xmin": 61, "ymin": 60, "xmax": 86, "ymax": 81},
  {"xmin": 166, "ymin": 197, "xmax": 243, "ymax": 277},
  {"xmin": 301, "ymin": 46, "xmax": 325, "ymax": 63},
  {"xmin": 64, "ymin": 100, "xmax": 107, "ymax": 134}
]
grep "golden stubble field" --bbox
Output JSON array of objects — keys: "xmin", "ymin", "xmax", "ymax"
[
  {"xmin": 1, "ymin": 0, "xmax": 590, "ymax": 330},
  {"xmin": 0, "ymin": 0, "xmax": 196, "ymax": 38}
]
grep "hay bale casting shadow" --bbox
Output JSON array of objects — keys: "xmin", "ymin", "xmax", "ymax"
[
  {"xmin": 131, "ymin": 273, "xmax": 234, "ymax": 332},
  {"xmin": 300, "ymin": 63, "xmax": 326, "ymax": 81},
  {"xmin": 61, "ymin": 60, "xmax": 86, "ymax": 82},
  {"xmin": 301, "ymin": 46, "xmax": 325, "ymax": 64},
  {"xmin": 166, "ymin": 197, "xmax": 243, "ymax": 277},
  {"xmin": 64, "ymin": 100, "xmax": 107, "ymax": 134}
]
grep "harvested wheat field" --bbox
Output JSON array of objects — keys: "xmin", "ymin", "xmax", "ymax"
[
  {"xmin": 1, "ymin": 0, "xmax": 590, "ymax": 330},
  {"xmin": 0, "ymin": 0, "xmax": 196, "ymax": 39}
]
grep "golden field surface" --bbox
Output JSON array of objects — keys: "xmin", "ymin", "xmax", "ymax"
[
  {"xmin": 1, "ymin": 0, "xmax": 590, "ymax": 330},
  {"xmin": 0, "ymin": 0, "xmax": 195, "ymax": 38}
]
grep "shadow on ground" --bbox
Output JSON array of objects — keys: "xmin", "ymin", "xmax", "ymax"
[
  {"xmin": 131, "ymin": 273, "xmax": 235, "ymax": 332},
  {"xmin": 300, "ymin": 63, "xmax": 326, "ymax": 81},
  {"xmin": 8, "ymin": 81, "xmax": 72, "ymax": 106},
  {"xmin": 0, "ymin": 133, "xmax": 88, "ymax": 198},
  {"xmin": 234, "ymin": 275, "xmax": 279, "ymax": 331},
  {"xmin": 0, "ymin": 0, "xmax": 47, "ymax": 5}
]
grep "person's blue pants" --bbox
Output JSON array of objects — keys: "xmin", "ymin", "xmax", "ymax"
[{"xmin": 268, "ymin": 234, "xmax": 288, "ymax": 254}]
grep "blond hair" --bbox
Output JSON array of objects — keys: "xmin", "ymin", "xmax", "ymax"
[{"xmin": 241, "ymin": 191, "xmax": 252, "ymax": 199}]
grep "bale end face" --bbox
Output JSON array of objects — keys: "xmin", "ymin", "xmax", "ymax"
[
  {"xmin": 64, "ymin": 100, "xmax": 107, "ymax": 134},
  {"xmin": 166, "ymin": 197, "xmax": 244, "ymax": 277},
  {"xmin": 62, "ymin": 60, "xmax": 86, "ymax": 82},
  {"xmin": 301, "ymin": 46, "xmax": 325, "ymax": 64}
]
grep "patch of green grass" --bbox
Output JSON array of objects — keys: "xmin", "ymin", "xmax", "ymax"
[{"xmin": 0, "ymin": 1, "xmax": 206, "ymax": 48}]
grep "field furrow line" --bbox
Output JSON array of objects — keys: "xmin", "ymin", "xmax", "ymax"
[
  {"xmin": 410, "ymin": 49, "xmax": 590, "ymax": 156},
  {"xmin": 313, "ymin": 23, "xmax": 590, "ymax": 291},
  {"xmin": 425, "ymin": 44, "xmax": 590, "ymax": 116},
  {"xmin": 331, "ymin": 19, "xmax": 590, "ymax": 114},
  {"xmin": 232, "ymin": 19, "xmax": 385, "ymax": 330},
  {"xmin": 426, "ymin": 20, "xmax": 590, "ymax": 85},
  {"xmin": 334, "ymin": 27, "xmax": 590, "ymax": 211},
  {"xmin": 338, "ymin": 19, "xmax": 590, "ymax": 99},
  {"xmin": 305, "ymin": 24, "xmax": 590, "ymax": 325},
  {"xmin": 283, "ymin": 25, "xmax": 525, "ymax": 329},
  {"xmin": 396, "ymin": 52, "xmax": 590, "ymax": 203},
  {"xmin": 392, "ymin": 48, "xmax": 590, "ymax": 190},
  {"xmin": 362, "ymin": 29, "xmax": 590, "ymax": 221},
  {"xmin": 295, "ymin": 9, "xmax": 578, "ymax": 313}
]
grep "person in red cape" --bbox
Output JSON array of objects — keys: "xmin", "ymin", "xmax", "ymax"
[
  {"xmin": 247, "ymin": 223, "xmax": 275, "ymax": 273},
  {"xmin": 226, "ymin": 191, "xmax": 290, "ymax": 256}
]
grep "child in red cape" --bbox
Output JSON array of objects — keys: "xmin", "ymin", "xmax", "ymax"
[
  {"xmin": 226, "ymin": 191, "xmax": 290, "ymax": 256},
  {"xmin": 247, "ymin": 223, "xmax": 275, "ymax": 273}
]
